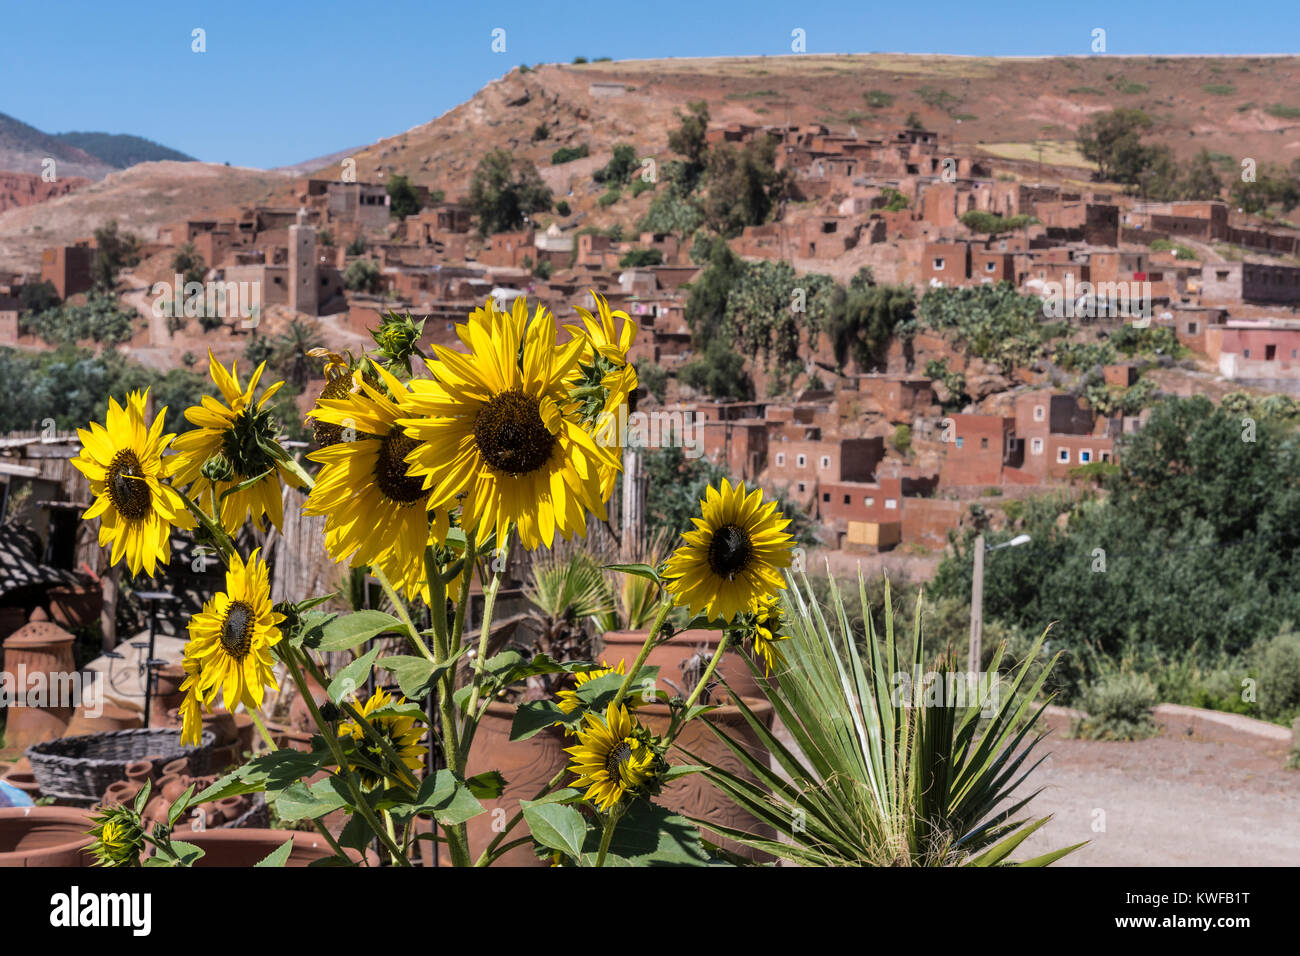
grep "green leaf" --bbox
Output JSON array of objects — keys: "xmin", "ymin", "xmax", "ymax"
[
  {"xmin": 328, "ymin": 645, "xmax": 382, "ymax": 703},
  {"xmin": 509, "ymin": 699, "xmax": 581, "ymax": 740},
  {"xmin": 272, "ymin": 777, "xmax": 350, "ymax": 822},
  {"xmin": 377, "ymin": 650, "xmax": 464, "ymax": 700},
  {"xmin": 254, "ymin": 839, "xmax": 295, "ymax": 868},
  {"xmin": 167, "ymin": 784, "xmax": 196, "ymax": 828},
  {"xmin": 577, "ymin": 802, "xmax": 713, "ymax": 866},
  {"xmin": 466, "ymin": 771, "xmax": 506, "ymax": 799},
  {"xmin": 290, "ymin": 610, "xmax": 338, "ymax": 649},
  {"xmin": 132, "ymin": 779, "xmax": 152, "ymax": 815},
  {"xmin": 398, "ymin": 770, "xmax": 485, "ymax": 826},
  {"xmin": 521, "ymin": 787, "xmax": 582, "ymax": 807},
  {"xmin": 191, "ymin": 749, "xmax": 325, "ymax": 804},
  {"xmin": 661, "ymin": 764, "xmax": 707, "ymax": 782},
  {"xmin": 521, "ymin": 801, "xmax": 588, "ymax": 860},
  {"xmin": 317, "ymin": 610, "xmax": 404, "ymax": 652},
  {"xmin": 603, "ymin": 562, "xmax": 661, "ymax": 583},
  {"xmin": 165, "ymin": 840, "xmax": 205, "ymax": 867},
  {"xmin": 575, "ymin": 668, "xmax": 659, "ymax": 710}
]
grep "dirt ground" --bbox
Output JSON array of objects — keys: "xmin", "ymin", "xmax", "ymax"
[{"xmin": 1014, "ymin": 707, "xmax": 1300, "ymax": 866}]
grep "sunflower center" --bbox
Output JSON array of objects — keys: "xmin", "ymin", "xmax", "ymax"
[
  {"xmin": 106, "ymin": 449, "xmax": 152, "ymax": 521},
  {"xmin": 605, "ymin": 741, "xmax": 633, "ymax": 781},
  {"xmin": 707, "ymin": 524, "xmax": 753, "ymax": 579},
  {"xmin": 375, "ymin": 426, "xmax": 427, "ymax": 504},
  {"xmin": 472, "ymin": 389, "xmax": 556, "ymax": 477},
  {"xmin": 219, "ymin": 600, "xmax": 255, "ymax": 659}
]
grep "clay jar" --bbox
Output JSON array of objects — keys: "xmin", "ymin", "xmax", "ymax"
[
  {"xmin": 0, "ymin": 807, "xmax": 96, "ymax": 867},
  {"xmin": 179, "ymin": 828, "xmax": 376, "ymax": 867},
  {"xmin": 636, "ymin": 698, "xmax": 778, "ymax": 862},
  {"xmin": 601, "ymin": 628, "xmax": 763, "ymax": 702},
  {"xmin": 150, "ymin": 664, "xmax": 187, "ymax": 728},
  {"xmin": 125, "ymin": 760, "xmax": 154, "ymax": 786},
  {"xmin": 449, "ymin": 699, "xmax": 570, "ymax": 867},
  {"xmin": 0, "ymin": 609, "xmax": 77, "ymax": 749}
]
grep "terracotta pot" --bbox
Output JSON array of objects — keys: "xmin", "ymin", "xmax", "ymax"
[
  {"xmin": 46, "ymin": 584, "xmax": 103, "ymax": 632},
  {"xmin": 102, "ymin": 780, "xmax": 142, "ymax": 808},
  {"xmin": 209, "ymin": 743, "xmax": 241, "ymax": 772},
  {"xmin": 178, "ymin": 828, "xmax": 375, "ymax": 866},
  {"xmin": 0, "ymin": 807, "xmax": 96, "ymax": 867},
  {"xmin": 150, "ymin": 664, "xmax": 186, "ymax": 728},
  {"xmin": 637, "ymin": 698, "xmax": 777, "ymax": 862},
  {"xmin": 601, "ymin": 629, "xmax": 763, "ymax": 702},
  {"xmin": 0, "ymin": 609, "xmax": 77, "ymax": 749},
  {"xmin": 162, "ymin": 758, "xmax": 190, "ymax": 777},
  {"xmin": 217, "ymin": 796, "xmax": 248, "ymax": 823},
  {"xmin": 125, "ymin": 760, "xmax": 154, "ymax": 786},
  {"xmin": 158, "ymin": 773, "xmax": 187, "ymax": 805},
  {"xmin": 267, "ymin": 724, "xmax": 315, "ymax": 752},
  {"xmin": 201, "ymin": 711, "xmax": 238, "ymax": 747},
  {"xmin": 63, "ymin": 702, "xmax": 143, "ymax": 737},
  {"xmin": 2, "ymin": 770, "xmax": 40, "ymax": 799},
  {"xmin": 449, "ymin": 699, "xmax": 570, "ymax": 867}
]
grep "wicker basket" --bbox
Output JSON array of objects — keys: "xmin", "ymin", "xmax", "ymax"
[{"xmin": 26, "ymin": 729, "xmax": 217, "ymax": 805}]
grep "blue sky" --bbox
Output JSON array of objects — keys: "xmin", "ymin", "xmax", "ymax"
[{"xmin": 3, "ymin": 0, "xmax": 1298, "ymax": 169}]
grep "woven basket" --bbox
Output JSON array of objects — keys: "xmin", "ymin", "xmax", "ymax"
[
  {"xmin": 221, "ymin": 794, "xmax": 269, "ymax": 829},
  {"xmin": 26, "ymin": 729, "xmax": 216, "ymax": 805}
]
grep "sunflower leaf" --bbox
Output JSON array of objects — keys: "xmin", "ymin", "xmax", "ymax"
[
  {"xmin": 402, "ymin": 770, "xmax": 484, "ymax": 826},
  {"xmin": 576, "ymin": 802, "xmax": 713, "ymax": 866},
  {"xmin": 289, "ymin": 610, "xmax": 337, "ymax": 650},
  {"xmin": 191, "ymin": 749, "xmax": 325, "ymax": 805},
  {"xmin": 316, "ymin": 610, "xmax": 404, "ymax": 653},
  {"xmin": 520, "ymin": 801, "xmax": 588, "ymax": 860},
  {"xmin": 465, "ymin": 771, "xmax": 506, "ymax": 799},
  {"xmin": 603, "ymin": 562, "xmax": 661, "ymax": 583},
  {"xmin": 378, "ymin": 650, "xmax": 465, "ymax": 700},
  {"xmin": 167, "ymin": 785, "xmax": 196, "ymax": 828},
  {"xmin": 328, "ymin": 646, "xmax": 382, "ymax": 703},
  {"xmin": 272, "ymin": 777, "xmax": 350, "ymax": 821},
  {"xmin": 574, "ymin": 668, "xmax": 660, "ymax": 710},
  {"xmin": 510, "ymin": 700, "xmax": 581, "ymax": 740},
  {"xmin": 253, "ymin": 839, "xmax": 295, "ymax": 868}
]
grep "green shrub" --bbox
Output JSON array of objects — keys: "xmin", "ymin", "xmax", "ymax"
[
  {"xmin": 1265, "ymin": 104, "xmax": 1300, "ymax": 119},
  {"xmin": 892, "ymin": 423, "xmax": 911, "ymax": 455},
  {"xmin": 629, "ymin": 177, "xmax": 655, "ymax": 198},
  {"xmin": 618, "ymin": 247, "xmax": 663, "ymax": 268},
  {"xmin": 1203, "ymin": 83, "xmax": 1236, "ymax": 95},
  {"xmin": 531, "ymin": 122, "xmax": 550, "ymax": 142},
  {"xmin": 864, "ymin": 90, "xmax": 894, "ymax": 108},
  {"xmin": 597, "ymin": 187, "xmax": 621, "ymax": 208},
  {"xmin": 555, "ymin": 200, "xmax": 571, "ymax": 217},
  {"xmin": 1074, "ymin": 670, "xmax": 1159, "ymax": 740},
  {"xmin": 1252, "ymin": 629, "xmax": 1300, "ymax": 723},
  {"xmin": 551, "ymin": 143, "xmax": 589, "ymax": 164}
]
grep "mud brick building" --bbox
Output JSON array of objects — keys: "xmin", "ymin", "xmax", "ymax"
[{"xmin": 40, "ymin": 245, "xmax": 94, "ymax": 299}]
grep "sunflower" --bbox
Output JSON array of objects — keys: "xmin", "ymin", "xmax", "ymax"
[
  {"xmin": 87, "ymin": 805, "xmax": 144, "ymax": 867},
  {"xmin": 338, "ymin": 688, "xmax": 425, "ymax": 788},
  {"xmin": 399, "ymin": 297, "xmax": 618, "ymax": 551},
  {"xmin": 663, "ymin": 478, "xmax": 795, "ymax": 622},
  {"xmin": 182, "ymin": 548, "xmax": 284, "ymax": 713},
  {"xmin": 565, "ymin": 291, "xmax": 639, "ymax": 412},
  {"xmin": 71, "ymin": 390, "xmax": 196, "ymax": 577},
  {"xmin": 170, "ymin": 352, "xmax": 300, "ymax": 535},
  {"xmin": 305, "ymin": 363, "xmax": 447, "ymax": 600},
  {"xmin": 565, "ymin": 702, "xmax": 662, "ymax": 814},
  {"xmin": 177, "ymin": 656, "xmax": 206, "ymax": 747},
  {"xmin": 748, "ymin": 593, "xmax": 790, "ymax": 676}
]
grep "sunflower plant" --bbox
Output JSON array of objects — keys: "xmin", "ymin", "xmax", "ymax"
[{"xmin": 73, "ymin": 294, "xmax": 802, "ymax": 867}]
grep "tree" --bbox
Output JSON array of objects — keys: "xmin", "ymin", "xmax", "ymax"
[
  {"xmin": 701, "ymin": 135, "xmax": 789, "ymax": 236},
  {"xmin": 171, "ymin": 242, "xmax": 206, "ymax": 288},
  {"xmin": 679, "ymin": 338, "xmax": 755, "ymax": 401},
  {"xmin": 91, "ymin": 220, "xmax": 142, "ymax": 291},
  {"xmin": 17, "ymin": 280, "xmax": 59, "ymax": 316},
  {"xmin": 346, "ymin": 237, "xmax": 367, "ymax": 256},
  {"xmin": 618, "ymin": 248, "xmax": 663, "ymax": 268},
  {"xmin": 1180, "ymin": 148, "xmax": 1224, "ymax": 201},
  {"xmin": 668, "ymin": 100, "xmax": 710, "ymax": 169},
  {"xmin": 904, "ymin": 112, "xmax": 924, "ymax": 130},
  {"xmin": 270, "ymin": 318, "xmax": 325, "ymax": 389},
  {"xmin": 1076, "ymin": 109, "xmax": 1158, "ymax": 185},
  {"xmin": 386, "ymin": 174, "xmax": 423, "ymax": 220},
  {"xmin": 468, "ymin": 148, "xmax": 553, "ymax": 236},
  {"xmin": 344, "ymin": 259, "xmax": 382, "ymax": 294},
  {"xmin": 683, "ymin": 235, "xmax": 745, "ymax": 343},
  {"xmin": 594, "ymin": 143, "xmax": 639, "ymax": 184},
  {"xmin": 555, "ymin": 200, "xmax": 571, "ymax": 217},
  {"xmin": 960, "ymin": 211, "xmax": 1037, "ymax": 234},
  {"xmin": 824, "ymin": 278, "xmax": 917, "ymax": 372}
]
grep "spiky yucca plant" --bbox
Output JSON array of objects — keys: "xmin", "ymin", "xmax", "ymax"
[{"xmin": 684, "ymin": 571, "xmax": 1084, "ymax": 866}]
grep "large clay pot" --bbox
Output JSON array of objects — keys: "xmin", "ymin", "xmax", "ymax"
[
  {"xmin": 450, "ymin": 699, "xmax": 570, "ymax": 867},
  {"xmin": 150, "ymin": 663, "xmax": 186, "ymax": 728},
  {"xmin": 637, "ymin": 698, "xmax": 777, "ymax": 862},
  {"xmin": 179, "ymin": 828, "xmax": 375, "ymax": 867},
  {"xmin": 46, "ymin": 584, "xmax": 103, "ymax": 632},
  {"xmin": 0, "ymin": 807, "xmax": 95, "ymax": 867},
  {"xmin": 1, "ymin": 609, "xmax": 77, "ymax": 749},
  {"xmin": 601, "ymin": 629, "xmax": 763, "ymax": 702}
]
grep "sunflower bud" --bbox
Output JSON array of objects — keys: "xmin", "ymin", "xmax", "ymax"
[
  {"xmin": 88, "ymin": 804, "xmax": 146, "ymax": 867},
  {"xmin": 200, "ymin": 452, "xmax": 234, "ymax": 483}
]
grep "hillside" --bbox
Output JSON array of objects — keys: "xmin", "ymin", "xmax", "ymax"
[
  {"xmin": 0, "ymin": 111, "xmax": 116, "ymax": 180},
  {"xmin": 306, "ymin": 54, "xmax": 1300, "ymax": 227},
  {"xmin": 53, "ymin": 131, "xmax": 194, "ymax": 169}
]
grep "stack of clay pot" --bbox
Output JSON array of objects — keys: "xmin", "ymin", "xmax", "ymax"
[
  {"xmin": 100, "ymin": 757, "xmax": 254, "ymax": 830},
  {"xmin": 160, "ymin": 707, "xmax": 256, "ymax": 770}
]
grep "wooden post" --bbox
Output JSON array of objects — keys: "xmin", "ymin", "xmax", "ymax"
[
  {"xmin": 100, "ymin": 564, "xmax": 119, "ymax": 652},
  {"xmin": 968, "ymin": 534, "xmax": 984, "ymax": 675},
  {"xmin": 620, "ymin": 447, "xmax": 645, "ymax": 562}
]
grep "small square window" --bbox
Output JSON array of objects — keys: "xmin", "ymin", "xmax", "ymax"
[
  {"xmin": 933, "ymin": 257, "xmax": 945, "ymax": 270},
  {"xmin": 864, "ymin": 496, "xmax": 875, "ymax": 507},
  {"xmin": 797, "ymin": 454, "xmax": 807, "ymax": 468},
  {"xmin": 843, "ymin": 494, "xmax": 851, "ymax": 505},
  {"xmin": 1080, "ymin": 450, "xmax": 1092, "ymax": 463},
  {"xmin": 775, "ymin": 452, "xmax": 785, "ymax": 467},
  {"xmin": 985, "ymin": 261, "xmax": 996, "ymax": 272},
  {"xmin": 979, "ymin": 437, "xmax": 989, "ymax": 449},
  {"xmin": 1187, "ymin": 322, "xmax": 1198, "ymax": 334},
  {"xmin": 955, "ymin": 437, "xmax": 964, "ymax": 448},
  {"xmin": 884, "ymin": 499, "xmax": 897, "ymax": 510},
  {"xmin": 1031, "ymin": 437, "xmax": 1044, "ymax": 455},
  {"xmin": 1101, "ymin": 451, "xmax": 1112, "ymax": 462},
  {"xmin": 1033, "ymin": 405, "xmax": 1045, "ymax": 422},
  {"xmin": 819, "ymin": 455, "xmax": 830, "ymax": 470},
  {"xmin": 1243, "ymin": 349, "xmax": 1251, "ymax": 359},
  {"xmin": 797, "ymin": 482, "xmax": 806, "ymax": 493},
  {"xmin": 822, "ymin": 492, "xmax": 830, "ymax": 503},
  {"xmin": 1057, "ymin": 448, "xmax": 1070, "ymax": 463}
]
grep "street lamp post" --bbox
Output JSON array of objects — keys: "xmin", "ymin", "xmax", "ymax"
[{"xmin": 968, "ymin": 534, "xmax": 1031, "ymax": 674}]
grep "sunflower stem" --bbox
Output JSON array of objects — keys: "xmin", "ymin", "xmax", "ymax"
[
  {"xmin": 670, "ymin": 629, "xmax": 731, "ymax": 742},
  {"xmin": 611, "ymin": 597, "xmax": 672, "ymax": 709},
  {"xmin": 424, "ymin": 546, "xmax": 471, "ymax": 867},
  {"xmin": 177, "ymin": 492, "xmax": 237, "ymax": 565},
  {"xmin": 273, "ymin": 449, "xmax": 316, "ymax": 492},
  {"xmin": 248, "ymin": 709, "xmax": 278, "ymax": 752},
  {"xmin": 594, "ymin": 815, "xmax": 618, "ymax": 867},
  {"xmin": 280, "ymin": 643, "xmax": 410, "ymax": 866},
  {"xmin": 449, "ymin": 530, "xmax": 477, "ymax": 659},
  {"xmin": 462, "ymin": 532, "xmax": 506, "ymax": 752},
  {"xmin": 374, "ymin": 565, "xmax": 435, "ymax": 662}
]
